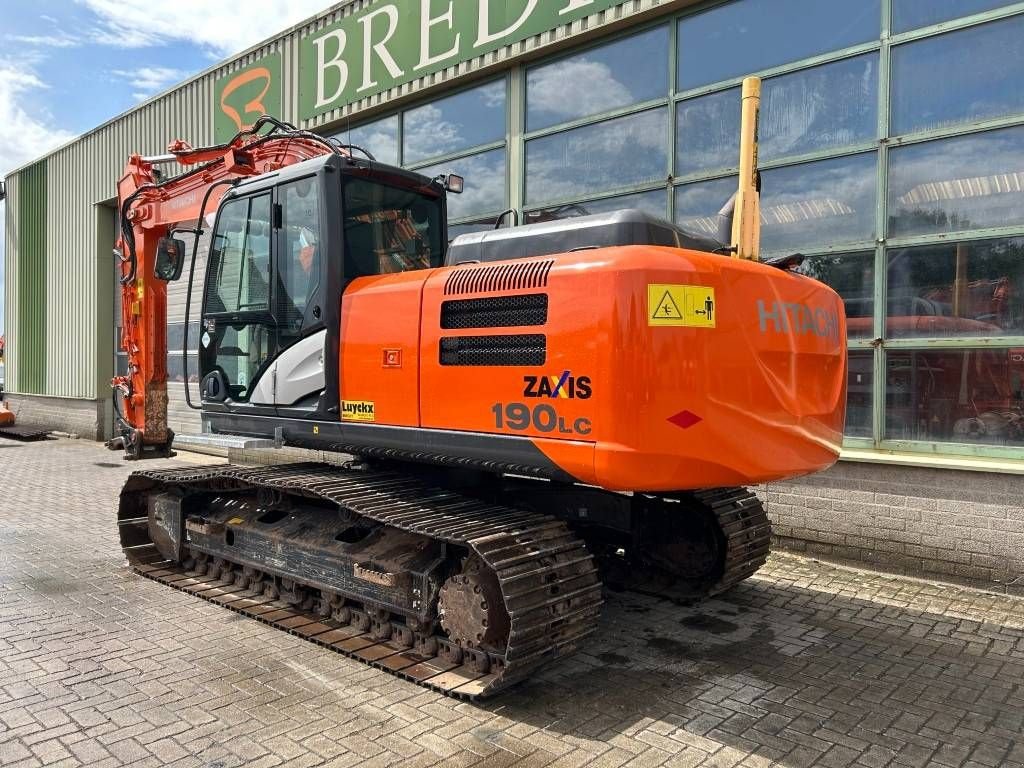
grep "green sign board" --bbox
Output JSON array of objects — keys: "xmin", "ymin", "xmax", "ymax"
[
  {"xmin": 299, "ymin": 0, "xmax": 626, "ymax": 120},
  {"xmin": 214, "ymin": 52, "xmax": 283, "ymax": 142}
]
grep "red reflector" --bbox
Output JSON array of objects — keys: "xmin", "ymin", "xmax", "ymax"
[{"xmin": 668, "ymin": 410, "xmax": 702, "ymax": 429}]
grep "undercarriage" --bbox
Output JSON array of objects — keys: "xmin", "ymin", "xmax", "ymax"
[{"xmin": 118, "ymin": 461, "xmax": 770, "ymax": 699}]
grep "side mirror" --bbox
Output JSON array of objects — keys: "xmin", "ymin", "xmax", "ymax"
[
  {"xmin": 155, "ymin": 236, "xmax": 186, "ymax": 281},
  {"xmin": 0, "ymin": 180, "xmax": 6, "ymax": 202}
]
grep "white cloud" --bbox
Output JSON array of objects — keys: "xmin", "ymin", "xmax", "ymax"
[
  {"xmin": 112, "ymin": 66, "xmax": 189, "ymax": 101},
  {"xmin": 527, "ymin": 59, "xmax": 632, "ymax": 124},
  {"xmin": 0, "ymin": 61, "xmax": 77, "ymax": 178},
  {"xmin": 79, "ymin": 0, "xmax": 333, "ymax": 56},
  {"xmin": 0, "ymin": 61, "xmax": 78, "ymax": 335},
  {"xmin": 6, "ymin": 32, "xmax": 82, "ymax": 48}
]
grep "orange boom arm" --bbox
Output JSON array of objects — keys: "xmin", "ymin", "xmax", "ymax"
[{"xmin": 110, "ymin": 118, "xmax": 343, "ymax": 458}]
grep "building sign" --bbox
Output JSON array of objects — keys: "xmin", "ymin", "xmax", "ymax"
[
  {"xmin": 299, "ymin": 0, "xmax": 626, "ymax": 120},
  {"xmin": 214, "ymin": 53, "xmax": 283, "ymax": 142}
]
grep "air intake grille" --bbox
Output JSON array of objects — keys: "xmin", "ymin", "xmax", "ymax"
[
  {"xmin": 440, "ymin": 334, "xmax": 546, "ymax": 367},
  {"xmin": 441, "ymin": 294, "xmax": 548, "ymax": 329},
  {"xmin": 444, "ymin": 259, "xmax": 555, "ymax": 295}
]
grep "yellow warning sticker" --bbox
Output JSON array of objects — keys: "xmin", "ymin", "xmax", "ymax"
[
  {"xmin": 227, "ymin": 517, "xmax": 244, "ymax": 525},
  {"xmin": 342, "ymin": 400, "xmax": 376, "ymax": 422},
  {"xmin": 648, "ymin": 284, "xmax": 716, "ymax": 328}
]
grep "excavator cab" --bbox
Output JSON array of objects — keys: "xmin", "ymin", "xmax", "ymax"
[{"xmin": 198, "ymin": 154, "xmax": 450, "ymax": 422}]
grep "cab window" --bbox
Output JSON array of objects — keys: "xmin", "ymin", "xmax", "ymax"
[{"xmin": 342, "ymin": 177, "xmax": 443, "ymax": 279}]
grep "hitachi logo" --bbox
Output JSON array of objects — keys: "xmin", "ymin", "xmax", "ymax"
[{"xmin": 757, "ymin": 300, "xmax": 839, "ymax": 340}]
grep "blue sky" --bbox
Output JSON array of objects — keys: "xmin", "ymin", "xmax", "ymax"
[{"xmin": 0, "ymin": 1, "xmax": 329, "ymax": 335}]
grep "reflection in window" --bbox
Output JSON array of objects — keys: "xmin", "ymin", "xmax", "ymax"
[
  {"xmin": 886, "ymin": 238, "xmax": 1024, "ymax": 338},
  {"xmin": 527, "ymin": 26, "xmax": 669, "ymax": 132},
  {"xmin": 525, "ymin": 108, "xmax": 668, "ymax": 206},
  {"xmin": 674, "ymin": 175, "xmax": 737, "ymax": 238},
  {"xmin": 279, "ymin": 178, "xmax": 321, "ymax": 330},
  {"xmin": 888, "ymin": 126, "xmax": 1024, "ymax": 237},
  {"xmin": 761, "ymin": 54, "xmax": 877, "ymax": 159},
  {"xmin": 525, "ymin": 189, "xmax": 667, "ymax": 224},
  {"xmin": 676, "ymin": 55, "xmax": 879, "ymax": 177},
  {"xmin": 416, "ymin": 148, "xmax": 507, "ymax": 221},
  {"xmin": 760, "ymin": 153, "xmax": 877, "ymax": 254},
  {"xmin": 798, "ymin": 251, "xmax": 875, "ymax": 339},
  {"xmin": 403, "ymin": 80, "xmax": 506, "ymax": 165},
  {"xmin": 334, "ymin": 115, "xmax": 399, "ymax": 165},
  {"xmin": 885, "ymin": 349, "xmax": 1024, "ymax": 446},
  {"xmin": 206, "ymin": 194, "xmax": 272, "ymax": 314},
  {"xmin": 893, "ymin": 0, "xmax": 1015, "ymax": 33},
  {"xmin": 677, "ymin": 0, "xmax": 879, "ymax": 91},
  {"xmin": 676, "ymin": 89, "xmax": 740, "ymax": 177},
  {"xmin": 891, "ymin": 16, "xmax": 1024, "ymax": 136},
  {"xmin": 167, "ymin": 353, "xmax": 200, "ymax": 384},
  {"xmin": 847, "ymin": 350, "xmax": 873, "ymax": 437}
]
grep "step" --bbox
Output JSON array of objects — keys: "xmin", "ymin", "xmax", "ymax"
[{"xmin": 173, "ymin": 433, "xmax": 278, "ymax": 451}]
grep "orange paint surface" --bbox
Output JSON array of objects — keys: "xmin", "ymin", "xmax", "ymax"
[{"xmin": 340, "ymin": 245, "xmax": 847, "ymax": 492}]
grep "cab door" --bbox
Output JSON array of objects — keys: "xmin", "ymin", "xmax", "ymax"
[
  {"xmin": 270, "ymin": 176, "xmax": 328, "ymax": 413},
  {"xmin": 199, "ymin": 192, "xmax": 278, "ymax": 411}
]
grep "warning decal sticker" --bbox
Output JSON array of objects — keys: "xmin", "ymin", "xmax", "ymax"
[{"xmin": 648, "ymin": 284, "xmax": 716, "ymax": 328}]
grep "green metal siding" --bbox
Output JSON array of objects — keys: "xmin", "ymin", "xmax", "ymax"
[{"xmin": 16, "ymin": 161, "xmax": 47, "ymax": 394}]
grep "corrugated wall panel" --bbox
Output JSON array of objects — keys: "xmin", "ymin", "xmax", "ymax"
[
  {"xmin": 5, "ymin": 174, "xmax": 18, "ymax": 392},
  {"xmin": 17, "ymin": 161, "xmax": 47, "ymax": 394}
]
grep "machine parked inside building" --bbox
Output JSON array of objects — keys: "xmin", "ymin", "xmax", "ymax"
[{"xmin": 113, "ymin": 79, "xmax": 848, "ymax": 697}]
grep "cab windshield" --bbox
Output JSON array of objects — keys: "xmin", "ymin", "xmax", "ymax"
[{"xmin": 342, "ymin": 175, "xmax": 444, "ymax": 278}]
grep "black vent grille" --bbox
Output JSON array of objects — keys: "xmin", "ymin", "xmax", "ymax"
[
  {"xmin": 440, "ymin": 334, "xmax": 546, "ymax": 366},
  {"xmin": 444, "ymin": 259, "xmax": 555, "ymax": 295},
  {"xmin": 441, "ymin": 294, "xmax": 548, "ymax": 329}
]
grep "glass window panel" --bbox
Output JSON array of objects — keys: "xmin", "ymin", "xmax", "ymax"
[
  {"xmin": 677, "ymin": 55, "xmax": 880, "ymax": 177},
  {"xmin": 885, "ymin": 349, "xmax": 1024, "ymax": 446},
  {"xmin": 403, "ymin": 81, "xmax": 506, "ymax": 165},
  {"xmin": 891, "ymin": 16, "xmax": 1024, "ymax": 136},
  {"xmin": 526, "ymin": 108, "xmax": 668, "ymax": 206},
  {"xmin": 676, "ymin": 88, "xmax": 740, "ymax": 177},
  {"xmin": 846, "ymin": 350, "xmax": 874, "ymax": 438},
  {"xmin": 886, "ymin": 237, "xmax": 1024, "ymax": 338},
  {"xmin": 417, "ymin": 149, "xmax": 507, "ymax": 221},
  {"xmin": 761, "ymin": 153, "xmax": 877, "ymax": 254},
  {"xmin": 798, "ymin": 251, "xmax": 875, "ymax": 339},
  {"xmin": 526, "ymin": 189, "xmax": 667, "ymax": 224},
  {"xmin": 677, "ymin": 0, "xmax": 880, "ymax": 91},
  {"xmin": 888, "ymin": 126, "xmax": 1024, "ymax": 238},
  {"xmin": 334, "ymin": 115, "xmax": 399, "ymax": 166},
  {"xmin": 206, "ymin": 194, "xmax": 272, "ymax": 314},
  {"xmin": 674, "ymin": 175, "xmax": 738, "ymax": 239},
  {"xmin": 167, "ymin": 353, "xmax": 200, "ymax": 384},
  {"xmin": 527, "ymin": 26, "xmax": 669, "ymax": 132},
  {"xmin": 761, "ymin": 54, "xmax": 878, "ymax": 160},
  {"xmin": 893, "ymin": 0, "xmax": 1016, "ymax": 33}
]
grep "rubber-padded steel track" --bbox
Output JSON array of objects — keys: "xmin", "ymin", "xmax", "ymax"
[{"xmin": 118, "ymin": 462, "xmax": 603, "ymax": 699}]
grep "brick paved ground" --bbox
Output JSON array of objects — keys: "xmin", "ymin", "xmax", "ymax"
[{"xmin": 2, "ymin": 438, "xmax": 1023, "ymax": 768}]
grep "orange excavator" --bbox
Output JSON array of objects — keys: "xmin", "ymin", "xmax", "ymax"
[{"xmin": 113, "ymin": 79, "xmax": 847, "ymax": 698}]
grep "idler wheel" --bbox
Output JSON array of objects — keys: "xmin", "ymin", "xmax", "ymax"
[{"xmin": 438, "ymin": 557, "xmax": 510, "ymax": 650}]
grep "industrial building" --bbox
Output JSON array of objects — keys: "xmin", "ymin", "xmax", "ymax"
[{"xmin": 3, "ymin": 0, "xmax": 1023, "ymax": 589}]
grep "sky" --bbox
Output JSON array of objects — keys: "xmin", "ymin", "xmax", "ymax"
[{"xmin": 0, "ymin": 1, "xmax": 333, "ymax": 335}]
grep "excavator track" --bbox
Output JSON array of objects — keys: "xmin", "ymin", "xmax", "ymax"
[{"xmin": 117, "ymin": 462, "xmax": 603, "ymax": 699}]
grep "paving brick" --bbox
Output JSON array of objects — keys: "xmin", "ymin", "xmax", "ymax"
[{"xmin": 2, "ymin": 439, "xmax": 1024, "ymax": 768}]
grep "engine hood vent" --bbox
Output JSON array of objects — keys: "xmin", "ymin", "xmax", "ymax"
[{"xmin": 444, "ymin": 259, "xmax": 555, "ymax": 296}]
